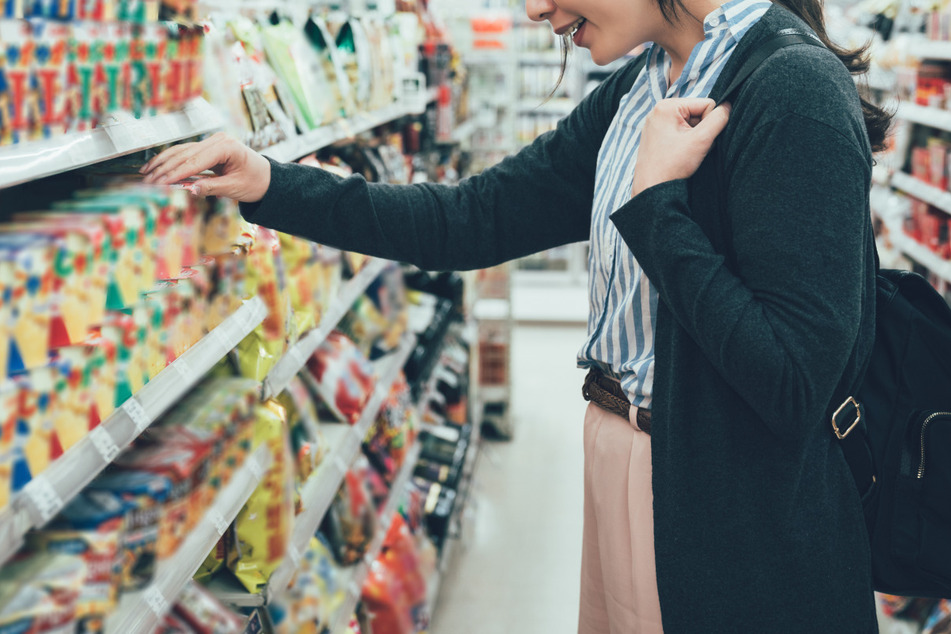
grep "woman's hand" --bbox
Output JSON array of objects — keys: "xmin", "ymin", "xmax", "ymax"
[
  {"xmin": 631, "ymin": 98, "xmax": 731, "ymax": 197},
  {"xmin": 140, "ymin": 132, "xmax": 271, "ymax": 202}
]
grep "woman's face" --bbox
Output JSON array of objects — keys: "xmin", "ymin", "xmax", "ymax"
[{"xmin": 526, "ymin": 0, "xmax": 661, "ymax": 65}]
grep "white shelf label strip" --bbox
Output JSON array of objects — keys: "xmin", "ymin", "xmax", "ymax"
[
  {"xmin": 122, "ymin": 398, "xmax": 151, "ymax": 433},
  {"xmin": 23, "ymin": 477, "xmax": 64, "ymax": 524},
  {"xmin": 144, "ymin": 586, "xmax": 170, "ymax": 617},
  {"xmin": 89, "ymin": 426, "xmax": 121, "ymax": 463}
]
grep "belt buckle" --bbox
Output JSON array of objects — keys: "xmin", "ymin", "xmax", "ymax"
[{"xmin": 831, "ymin": 396, "xmax": 862, "ymax": 440}]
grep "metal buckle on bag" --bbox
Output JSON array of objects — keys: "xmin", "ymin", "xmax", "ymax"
[{"xmin": 831, "ymin": 396, "xmax": 862, "ymax": 440}]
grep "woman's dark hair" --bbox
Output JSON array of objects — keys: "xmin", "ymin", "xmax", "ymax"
[{"xmin": 555, "ymin": 0, "xmax": 893, "ymax": 151}]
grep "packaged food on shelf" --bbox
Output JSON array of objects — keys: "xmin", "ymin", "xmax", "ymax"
[
  {"xmin": 228, "ymin": 401, "xmax": 295, "ymax": 594},
  {"xmin": 279, "ymin": 376, "xmax": 327, "ymax": 503},
  {"xmin": 305, "ymin": 15, "xmax": 357, "ymax": 119},
  {"xmin": 325, "ymin": 15, "xmax": 374, "ymax": 112},
  {"xmin": 237, "ymin": 225, "xmax": 290, "ymax": 381},
  {"xmin": 269, "ymin": 534, "xmax": 345, "ymax": 633},
  {"xmin": 303, "ymin": 331, "xmax": 376, "ymax": 425},
  {"xmin": 87, "ymin": 470, "xmax": 171, "ymax": 592},
  {"xmin": 260, "ymin": 17, "xmax": 338, "ymax": 132},
  {"xmin": 361, "ymin": 514, "xmax": 429, "ymax": 633},
  {"xmin": 172, "ymin": 580, "xmax": 244, "ymax": 634},
  {"xmin": 320, "ymin": 461, "xmax": 378, "ymax": 566},
  {"xmin": 363, "ymin": 372, "xmax": 416, "ymax": 484},
  {"xmin": 0, "ymin": 552, "xmax": 85, "ymax": 633},
  {"xmin": 25, "ymin": 489, "xmax": 126, "ymax": 633},
  {"xmin": 339, "ymin": 263, "xmax": 408, "ymax": 359}
]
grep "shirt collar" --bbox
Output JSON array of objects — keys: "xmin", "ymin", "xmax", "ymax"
[{"xmin": 704, "ymin": 0, "xmax": 774, "ymax": 39}]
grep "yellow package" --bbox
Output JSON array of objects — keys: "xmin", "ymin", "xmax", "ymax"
[
  {"xmin": 19, "ymin": 367, "xmax": 58, "ymax": 477},
  {"xmin": 279, "ymin": 233, "xmax": 320, "ymax": 337},
  {"xmin": 0, "ymin": 382, "xmax": 17, "ymax": 510},
  {"xmin": 229, "ymin": 401, "xmax": 295, "ymax": 593}
]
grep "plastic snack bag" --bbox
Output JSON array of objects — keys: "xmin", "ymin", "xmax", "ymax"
[
  {"xmin": 303, "ymin": 331, "xmax": 375, "ymax": 424},
  {"xmin": 320, "ymin": 464, "xmax": 378, "ymax": 566},
  {"xmin": 229, "ymin": 401, "xmax": 295, "ymax": 593}
]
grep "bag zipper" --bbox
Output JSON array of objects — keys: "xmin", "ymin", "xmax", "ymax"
[{"xmin": 918, "ymin": 412, "xmax": 951, "ymax": 478}]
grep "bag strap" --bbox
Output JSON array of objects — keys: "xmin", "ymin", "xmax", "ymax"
[
  {"xmin": 711, "ymin": 28, "xmax": 878, "ymax": 496},
  {"xmin": 714, "ymin": 29, "xmax": 824, "ymax": 106}
]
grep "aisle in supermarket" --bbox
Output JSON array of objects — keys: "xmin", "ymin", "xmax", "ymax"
[{"xmin": 431, "ymin": 324, "xmax": 587, "ymax": 634}]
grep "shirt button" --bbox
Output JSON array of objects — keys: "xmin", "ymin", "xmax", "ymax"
[
  {"xmin": 708, "ymin": 15, "xmax": 721, "ymax": 26},
  {"xmin": 689, "ymin": 70, "xmax": 699, "ymax": 81}
]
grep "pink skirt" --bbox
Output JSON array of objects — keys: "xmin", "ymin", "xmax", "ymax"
[{"xmin": 578, "ymin": 402, "xmax": 664, "ymax": 634}]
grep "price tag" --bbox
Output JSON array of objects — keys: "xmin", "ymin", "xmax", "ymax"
[
  {"xmin": 23, "ymin": 476, "xmax": 63, "ymax": 523},
  {"xmin": 212, "ymin": 327, "xmax": 232, "ymax": 352},
  {"xmin": 122, "ymin": 398, "xmax": 151, "ymax": 433},
  {"xmin": 171, "ymin": 357, "xmax": 195, "ymax": 383},
  {"xmin": 288, "ymin": 543, "xmax": 302, "ymax": 567},
  {"xmin": 210, "ymin": 509, "xmax": 229, "ymax": 536},
  {"xmin": 247, "ymin": 456, "xmax": 265, "ymax": 482},
  {"xmin": 144, "ymin": 587, "xmax": 169, "ymax": 617},
  {"xmin": 89, "ymin": 426, "xmax": 120, "ymax": 463}
]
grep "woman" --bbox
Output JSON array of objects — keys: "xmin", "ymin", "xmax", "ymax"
[{"xmin": 143, "ymin": 0, "xmax": 888, "ymax": 630}]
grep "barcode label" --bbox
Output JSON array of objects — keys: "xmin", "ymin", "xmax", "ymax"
[
  {"xmin": 212, "ymin": 327, "xmax": 232, "ymax": 352},
  {"xmin": 144, "ymin": 587, "xmax": 169, "ymax": 616},
  {"xmin": 171, "ymin": 357, "xmax": 195, "ymax": 383},
  {"xmin": 89, "ymin": 426, "xmax": 120, "ymax": 463},
  {"xmin": 123, "ymin": 398, "xmax": 151, "ymax": 432},
  {"xmin": 210, "ymin": 509, "xmax": 229, "ymax": 536},
  {"xmin": 23, "ymin": 477, "xmax": 63, "ymax": 523}
]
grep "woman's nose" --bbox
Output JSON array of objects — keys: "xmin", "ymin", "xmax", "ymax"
[{"xmin": 525, "ymin": 0, "xmax": 557, "ymax": 22}]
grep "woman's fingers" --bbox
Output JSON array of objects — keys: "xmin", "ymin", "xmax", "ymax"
[
  {"xmin": 694, "ymin": 103, "xmax": 731, "ymax": 145},
  {"xmin": 141, "ymin": 132, "xmax": 230, "ymax": 184}
]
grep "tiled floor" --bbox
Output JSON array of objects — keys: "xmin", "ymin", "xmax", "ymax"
[{"xmin": 430, "ymin": 324, "xmax": 589, "ymax": 634}]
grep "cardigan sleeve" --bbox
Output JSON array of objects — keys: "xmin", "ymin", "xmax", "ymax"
[
  {"xmin": 239, "ymin": 56, "xmax": 644, "ymax": 272},
  {"xmin": 610, "ymin": 112, "xmax": 872, "ymax": 441}
]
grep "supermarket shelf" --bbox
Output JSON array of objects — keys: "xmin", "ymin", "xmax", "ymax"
[
  {"xmin": 0, "ymin": 297, "xmax": 267, "ymax": 568},
  {"xmin": 891, "ymin": 171, "xmax": 951, "ymax": 217},
  {"xmin": 328, "ymin": 440, "xmax": 423, "ymax": 633},
  {"xmin": 887, "ymin": 230, "xmax": 951, "ymax": 284},
  {"xmin": 480, "ymin": 385, "xmax": 510, "ymax": 402},
  {"xmin": 262, "ymin": 259, "xmax": 388, "ymax": 401},
  {"xmin": 908, "ymin": 38, "xmax": 951, "ymax": 61},
  {"xmin": 202, "ymin": 333, "xmax": 419, "ymax": 610},
  {"xmin": 107, "ymin": 444, "xmax": 273, "ymax": 634},
  {"xmin": 896, "ymin": 102, "xmax": 951, "ymax": 134},
  {"xmin": 0, "ymin": 98, "xmax": 222, "ymax": 190},
  {"xmin": 261, "ymin": 101, "xmax": 422, "ymax": 164},
  {"xmin": 473, "ymin": 298, "xmax": 511, "ymax": 321},
  {"xmin": 448, "ymin": 117, "xmax": 480, "ymax": 144}
]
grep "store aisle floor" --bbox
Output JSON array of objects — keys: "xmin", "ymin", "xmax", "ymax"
[{"xmin": 430, "ymin": 324, "xmax": 589, "ymax": 634}]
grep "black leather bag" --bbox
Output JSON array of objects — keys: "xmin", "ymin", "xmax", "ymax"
[{"xmin": 719, "ymin": 31, "xmax": 951, "ymax": 598}]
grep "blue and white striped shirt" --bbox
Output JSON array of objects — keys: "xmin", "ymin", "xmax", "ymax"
[{"xmin": 577, "ymin": 0, "xmax": 772, "ymax": 409}]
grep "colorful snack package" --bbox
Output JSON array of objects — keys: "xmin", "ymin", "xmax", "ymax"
[
  {"xmin": 30, "ymin": 17, "xmax": 69, "ymax": 140},
  {"xmin": 278, "ymin": 376, "xmax": 326, "ymax": 498},
  {"xmin": 279, "ymin": 232, "xmax": 321, "ymax": 337},
  {"xmin": 27, "ymin": 489, "xmax": 126, "ymax": 633},
  {"xmin": 173, "ymin": 580, "xmax": 244, "ymax": 634},
  {"xmin": 16, "ymin": 365, "xmax": 61, "ymax": 478},
  {"xmin": 304, "ymin": 15, "xmax": 354, "ymax": 119},
  {"xmin": 0, "ymin": 552, "xmax": 85, "ymax": 633},
  {"xmin": 0, "ymin": 234, "xmax": 55, "ymax": 374},
  {"xmin": 259, "ymin": 18, "xmax": 335, "ymax": 130},
  {"xmin": 269, "ymin": 534, "xmax": 345, "ymax": 633},
  {"xmin": 0, "ymin": 19, "xmax": 35, "ymax": 145},
  {"xmin": 229, "ymin": 401, "xmax": 295, "ymax": 593},
  {"xmin": 0, "ymin": 380, "xmax": 19, "ymax": 509},
  {"xmin": 303, "ymin": 331, "xmax": 375, "ymax": 425},
  {"xmin": 87, "ymin": 469, "xmax": 171, "ymax": 592},
  {"xmin": 330, "ymin": 17, "xmax": 373, "ymax": 112},
  {"xmin": 320, "ymin": 464, "xmax": 377, "ymax": 566},
  {"xmin": 53, "ymin": 349, "xmax": 98, "ymax": 450}
]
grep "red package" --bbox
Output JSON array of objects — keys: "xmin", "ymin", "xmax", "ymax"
[
  {"xmin": 304, "ymin": 331, "xmax": 375, "ymax": 424},
  {"xmin": 173, "ymin": 580, "xmax": 244, "ymax": 634}
]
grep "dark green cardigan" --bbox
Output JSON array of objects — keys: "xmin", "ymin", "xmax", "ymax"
[{"xmin": 242, "ymin": 6, "xmax": 878, "ymax": 630}]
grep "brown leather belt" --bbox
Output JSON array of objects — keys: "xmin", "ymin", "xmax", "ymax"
[{"xmin": 582, "ymin": 368, "xmax": 652, "ymax": 435}]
